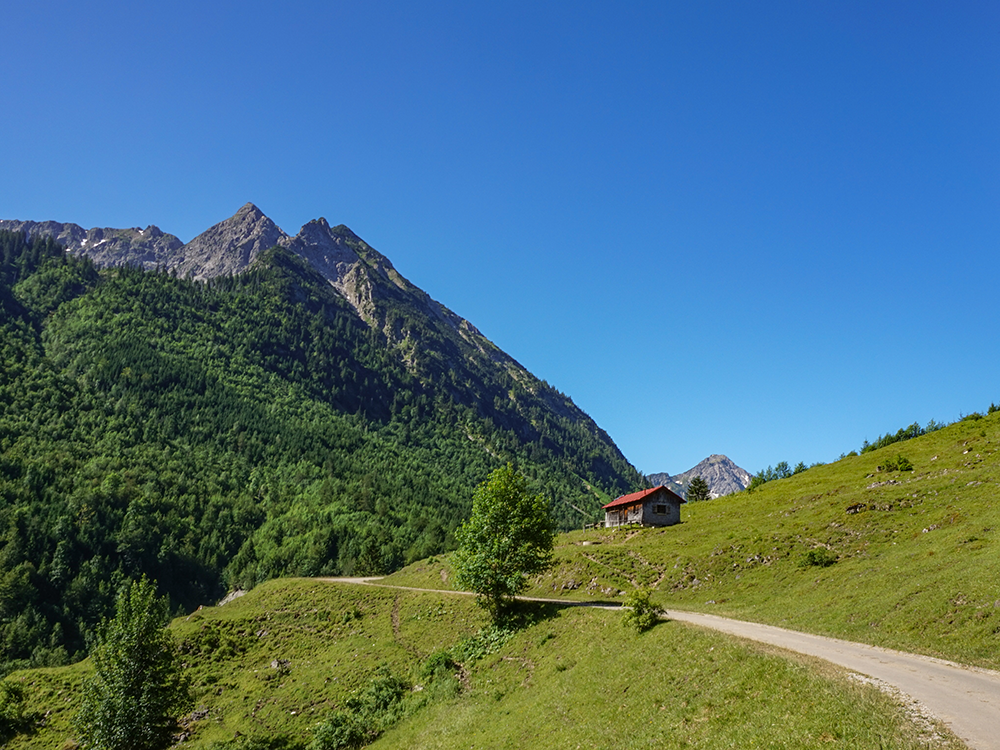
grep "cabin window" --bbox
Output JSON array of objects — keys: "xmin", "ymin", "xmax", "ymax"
[{"xmin": 653, "ymin": 504, "xmax": 667, "ymax": 514}]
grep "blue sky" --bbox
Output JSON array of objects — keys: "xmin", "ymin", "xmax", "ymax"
[{"xmin": 3, "ymin": 2, "xmax": 998, "ymax": 476}]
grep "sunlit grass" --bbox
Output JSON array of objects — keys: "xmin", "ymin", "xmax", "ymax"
[
  {"xmin": 388, "ymin": 413, "xmax": 1000, "ymax": 668},
  {"xmin": 5, "ymin": 580, "xmax": 964, "ymax": 749}
]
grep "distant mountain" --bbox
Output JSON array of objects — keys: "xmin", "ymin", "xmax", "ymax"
[
  {"xmin": 0, "ymin": 218, "xmax": 185, "ymax": 268},
  {"xmin": 0, "ymin": 202, "xmax": 284, "ymax": 279},
  {"xmin": 648, "ymin": 454, "xmax": 750, "ymax": 499}
]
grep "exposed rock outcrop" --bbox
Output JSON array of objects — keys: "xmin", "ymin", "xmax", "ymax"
[
  {"xmin": 174, "ymin": 202, "xmax": 288, "ymax": 280},
  {"xmin": 0, "ymin": 219, "xmax": 184, "ymax": 268}
]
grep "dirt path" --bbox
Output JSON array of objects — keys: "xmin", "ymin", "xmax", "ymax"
[{"xmin": 318, "ymin": 577, "xmax": 1000, "ymax": 749}]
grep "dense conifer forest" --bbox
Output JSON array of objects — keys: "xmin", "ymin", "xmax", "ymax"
[{"xmin": 0, "ymin": 229, "xmax": 642, "ymax": 675}]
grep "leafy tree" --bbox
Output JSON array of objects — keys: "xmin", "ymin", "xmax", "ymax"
[
  {"xmin": 452, "ymin": 464, "xmax": 554, "ymax": 621},
  {"xmin": 75, "ymin": 576, "xmax": 191, "ymax": 750},
  {"xmin": 686, "ymin": 475, "xmax": 711, "ymax": 503}
]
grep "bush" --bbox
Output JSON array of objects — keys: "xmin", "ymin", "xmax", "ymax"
[
  {"xmin": 310, "ymin": 667, "xmax": 409, "ymax": 750},
  {"xmin": 878, "ymin": 455, "xmax": 913, "ymax": 472},
  {"xmin": 800, "ymin": 548, "xmax": 837, "ymax": 568},
  {"xmin": 451, "ymin": 625, "xmax": 515, "ymax": 663},
  {"xmin": 0, "ymin": 680, "xmax": 27, "ymax": 739},
  {"xmin": 209, "ymin": 736, "xmax": 305, "ymax": 750},
  {"xmin": 420, "ymin": 650, "xmax": 457, "ymax": 681},
  {"xmin": 622, "ymin": 588, "xmax": 662, "ymax": 633},
  {"xmin": 310, "ymin": 712, "xmax": 368, "ymax": 750}
]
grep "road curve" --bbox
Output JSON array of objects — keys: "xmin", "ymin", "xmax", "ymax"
[
  {"xmin": 661, "ymin": 609, "xmax": 1000, "ymax": 750},
  {"xmin": 319, "ymin": 578, "xmax": 1000, "ymax": 749}
]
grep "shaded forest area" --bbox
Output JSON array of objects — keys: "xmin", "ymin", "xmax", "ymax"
[{"xmin": 0, "ymin": 229, "xmax": 642, "ymax": 675}]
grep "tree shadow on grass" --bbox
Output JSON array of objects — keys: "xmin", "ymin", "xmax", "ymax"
[{"xmin": 497, "ymin": 597, "xmax": 624, "ymax": 631}]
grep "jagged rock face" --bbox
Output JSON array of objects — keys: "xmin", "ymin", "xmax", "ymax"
[
  {"xmin": 0, "ymin": 219, "xmax": 184, "ymax": 268},
  {"xmin": 2, "ymin": 203, "xmax": 493, "ymax": 348},
  {"xmin": 1, "ymin": 203, "xmax": 287, "ymax": 281},
  {"xmin": 646, "ymin": 471, "xmax": 672, "ymax": 487},
  {"xmin": 174, "ymin": 203, "xmax": 288, "ymax": 280},
  {"xmin": 649, "ymin": 454, "xmax": 751, "ymax": 499},
  {"xmin": 281, "ymin": 219, "xmax": 390, "ymax": 324}
]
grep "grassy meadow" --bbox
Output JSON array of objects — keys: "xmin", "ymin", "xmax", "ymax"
[
  {"xmin": 4, "ymin": 579, "xmax": 963, "ymax": 749},
  {"xmin": 393, "ymin": 411, "xmax": 1000, "ymax": 669},
  {"xmin": 6, "ymin": 412, "xmax": 999, "ymax": 748}
]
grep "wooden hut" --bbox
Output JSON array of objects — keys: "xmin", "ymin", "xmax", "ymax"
[{"xmin": 602, "ymin": 486, "xmax": 685, "ymax": 528}]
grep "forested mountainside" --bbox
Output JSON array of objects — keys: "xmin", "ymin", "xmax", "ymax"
[{"xmin": 0, "ymin": 226, "xmax": 642, "ymax": 676}]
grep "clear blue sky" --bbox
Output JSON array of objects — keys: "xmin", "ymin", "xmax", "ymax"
[{"xmin": 3, "ymin": 2, "xmax": 998, "ymax": 476}]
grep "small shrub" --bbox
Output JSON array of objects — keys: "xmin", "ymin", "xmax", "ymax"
[
  {"xmin": 310, "ymin": 667, "xmax": 409, "ymax": 750},
  {"xmin": 209, "ymin": 735, "xmax": 305, "ymax": 750},
  {"xmin": 622, "ymin": 588, "xmax": 662, "ymax": 633},
  {"xmin": 451, "ymin": 625, "xmax": 515, "ymax": 663},
  {"xmin": 800, "ymin": 548, "xmax": 837, "ymax": 568},
  {"xmin": 340, "ymin": 607, "xmax": 362, "ymax": 624},
  {"xmin": 878, "ymin": 455, "xmax": 913, "ymax": 472},
  {"xmin": 420, "ymin": 650, "xmax": 457, "ymax": 681},
  {"xmin": 310, "ymin": 712, "xmax": 368, "ymax": 750}
]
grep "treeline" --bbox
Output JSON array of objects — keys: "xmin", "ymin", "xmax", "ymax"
[
  {"xmin": 858, "ymin": 420, "xmax": 946, "ymax": 455},
  {"xmin": 0, "ymin": 229, "xmax": 642, "ymax": 676}
]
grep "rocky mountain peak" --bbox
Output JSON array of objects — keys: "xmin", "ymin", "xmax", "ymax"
[
  {"xmin": 237, "ymin": 201, "xmax": 264, "ymax": 216},
  {"xmin": 648, "ymin": 454, "xmax": 751, "ymax": 499},
  {"xmin": 172, "ymin": 204, "xmax": 289, "ymax": 281}
]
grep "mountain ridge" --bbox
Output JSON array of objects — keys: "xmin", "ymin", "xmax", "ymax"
[{"xmin": 1, "ymin": 204, "xmax": 600, "ymax": 436}]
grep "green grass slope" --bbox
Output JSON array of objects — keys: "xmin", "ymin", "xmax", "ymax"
[
  {"xmin": 3, "ymin": 579, "xmax": 962, "ymax": 750},
  {"xmin": 524, "ymin": 412, "xmax": 1000, "ymax": 669},
  {"xmin": 387, "ymin": 412, "xmax": 1000, "ymax": 669}
]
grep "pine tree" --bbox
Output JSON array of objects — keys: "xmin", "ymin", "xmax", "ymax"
[{"xmin": 686, "ymin": 475, "xmax": 711, "ymax": 503}]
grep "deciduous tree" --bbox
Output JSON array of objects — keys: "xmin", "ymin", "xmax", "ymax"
[
  {"xmin": 453, "ymin": 464, "xmax": 554, "ymax": 621},
  {"xmin": 75, "ymin": 576, "xmax": 190, "ymax": 750}
]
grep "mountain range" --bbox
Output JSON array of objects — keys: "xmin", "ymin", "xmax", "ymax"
[
  {"xmin": 1, "ymin": 203, "xmax": 614, "ymax": 447},
  {"xmin": 647, "ymin": 454, "xmax": 751, "ymax": 499}
]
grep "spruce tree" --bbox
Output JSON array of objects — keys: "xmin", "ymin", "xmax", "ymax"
[{"xmin": 686, "ymin": 475, "xmax": 711, "ymax": 503}]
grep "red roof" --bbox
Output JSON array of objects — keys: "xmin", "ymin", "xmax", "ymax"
[{"xmin": 602, "ymin": 485, "xmax": 685, "ymax": 510}]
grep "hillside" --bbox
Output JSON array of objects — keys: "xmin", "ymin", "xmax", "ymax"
[
  {"xmin": 391, "ymin": 411, "xmax": 1000, "ymax": 670},
  {"xmin": 0, "ymin": 226, "xmax": 641, "ymax": 676},
  {"xmin": 2, "ymin": 578, "xmax": 961, "ymax": 749}
]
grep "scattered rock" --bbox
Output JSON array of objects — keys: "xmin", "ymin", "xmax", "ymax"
[
  {"xmin": 218, "ymin": 589, "xmax": 247, "ymax": 607},
  {"xmin": 867, "ymin": 479, "xmax": 902, "ymax": 489}
]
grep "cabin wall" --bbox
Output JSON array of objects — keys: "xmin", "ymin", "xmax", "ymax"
[{"xmin": 643, "ymin": 497, "xmax": 679, "ymax": 526}]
